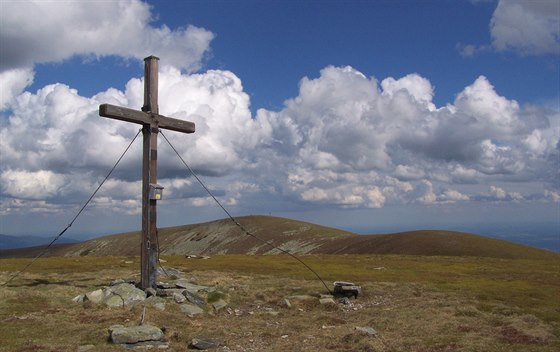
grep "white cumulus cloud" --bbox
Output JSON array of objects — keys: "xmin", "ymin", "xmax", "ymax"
[
  {"xmin": 0, "ymin": 169, "xmax": 65, "ymax": 200},
  {"xmin": 250, "ymin": 67, "xmax": 557, "ymax": 208},
  {"xmin": 459, "ymin": 0, "xmax": 560, "ymax": 57},
  {"xmin": 490, "ymin": 0, "xmax": 560, "ymax": 55},
  {"xmin": 0, "ymin": 0, "xmax": 214, "ymax": 112},
  {"xmin": 0, "ymin": 64, "xmax": 557, "ymax": 215},
  {"xmin": 489, "ymin": 185, "xmax": 524, "ymax": 201},
  {"xmin": 0, "ymin": 0, "xmax": 214, "ymax": 71},
  {"xmin": 0, "ymin": 67, "xmax": 34, "ymax": 110}
]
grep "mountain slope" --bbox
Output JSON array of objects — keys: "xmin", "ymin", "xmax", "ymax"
[
  {"xmin": 0, "ymin": 216, "xmax": 556, "ymax": 260},
  {"xmin": 319, "ymin": 230, "xmax": 558, "ymax": 259},
  {"xmin": 58, "ymin": 216, "xmax": 357, "ymax": 257}
]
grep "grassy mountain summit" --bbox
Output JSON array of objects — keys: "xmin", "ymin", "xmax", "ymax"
[
  {"xmin": 1, "ymin": 216, "xmax": 558, "ymax": 351},
  {"xmin": 1, "ymin": 216, "xmax": 556, "ymax": 260}
]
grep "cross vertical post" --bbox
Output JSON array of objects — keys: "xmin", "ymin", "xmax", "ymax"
[
  {"xmin": 99, "ymin": 56, "xmax": 195, "ymax": 290},
  {"xmin": 141, "ymin": 56, "xmax": 159, "ymax": 289}
]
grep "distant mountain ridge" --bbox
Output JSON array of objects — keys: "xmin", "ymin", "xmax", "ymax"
[
  {"xmin": 0, "ymin": 216, "xmax": 557, "ymax": 260},
  {"xmin": 0, "ymin": 234, "xmax": 80, "ymax": 250}
]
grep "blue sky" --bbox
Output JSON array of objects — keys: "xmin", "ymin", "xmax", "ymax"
[
  {"xmin": 1, "ymin": 0, "xmax": 559, "ymax": 250},
  {"xmin": 26, "ymin": 1, "xmax": 558, "ymax": 111}
]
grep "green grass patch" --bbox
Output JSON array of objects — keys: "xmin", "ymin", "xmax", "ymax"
[{"xmin": 206, "ymin": 290, "xmax": 226, "ymax": 303}]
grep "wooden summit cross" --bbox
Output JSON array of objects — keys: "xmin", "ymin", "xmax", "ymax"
[{"xmin": 99, "ymin": 56, "xmax": 195, "ymax": 289}]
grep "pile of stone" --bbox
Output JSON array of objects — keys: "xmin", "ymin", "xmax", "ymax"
[
  {"xmin": 73, "ymin": 272, "xmax": 365, "ymax": 349},
  {"xmin": 152, "ymin": 278, "xmax": 219, "ymax": 317},
  {"xmin": 73, "ymin": 276, "xmax": 221, "ymax": 311},
  {"xmin": 73, "ymin": 280, "xmax": 146, "ymax": 308},
  {"xmin": 72, "ymin": 269, "xmax": 229, "ymax": 349}
]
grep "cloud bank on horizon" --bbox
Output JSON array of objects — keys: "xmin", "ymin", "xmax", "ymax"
[{"xmin": 0, "ymin": 0, "xmax": 558, "ymax": 230}]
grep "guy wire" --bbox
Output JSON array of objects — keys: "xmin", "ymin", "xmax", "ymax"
[
  {"xmin": 1, "ymin": 128, "xmax": 142, "ymax": 287},
  {"xmin": 160, "ymin": 131, "xmax": 333, "ymax": 295}
]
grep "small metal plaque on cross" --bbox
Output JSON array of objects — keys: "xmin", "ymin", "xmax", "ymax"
[{"xmin": 99, "ymin": 56, "xmax": 195, "ymax": 289}]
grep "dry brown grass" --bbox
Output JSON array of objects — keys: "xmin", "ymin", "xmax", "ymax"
[{"xmin": 0, "ymin": 254, "xmax": 558, "ymax": 351}]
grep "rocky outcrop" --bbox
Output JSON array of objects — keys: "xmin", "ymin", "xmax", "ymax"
[
  {"xmin": 75, "ymin": 282, "xmax": 146, "ymax": 307},
  {"xmin": 180, "ymin": 304, "xmax": 204, "ymax": 317},
  {"xmin": 190, "ymin": 337, "xmax": 224, "ymax": 350},
  {"xmin": 109, "ymin": 324, "xmax": 163, "ymax": 344}
]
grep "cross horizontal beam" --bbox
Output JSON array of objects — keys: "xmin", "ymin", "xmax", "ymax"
[{"xmin": 99, "ymin": 104, "xmax": 195, "ymax": 134}]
